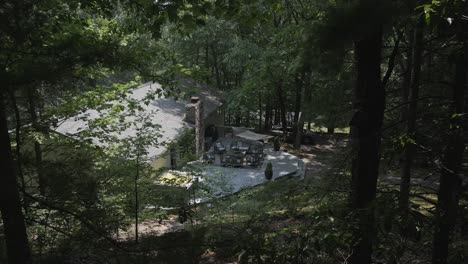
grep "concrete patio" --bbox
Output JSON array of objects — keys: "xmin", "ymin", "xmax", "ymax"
[{"xmin": 194, "ymin": 146, "xmax": 305, "ymax": 199}]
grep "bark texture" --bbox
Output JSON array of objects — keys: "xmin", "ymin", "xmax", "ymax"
[
  {"xmin": 400, "ymin": 18, "xmax": 424, "ymax": 217},
  {"xmin": 0, "ymin": 92, "xmax": 32, "ymax": 264},
  {"xmin": 349, "ymin": 26, "xmax": 384, "ymax": 264},
  {"xmin": 432, "ymin": 44, "xmax": 466, "ymax": 264}
]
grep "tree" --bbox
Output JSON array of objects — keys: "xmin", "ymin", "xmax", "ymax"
[
  {"xmin": 349, "ymin": 24, "xmax": 384, "ymax": 264},
  {"xmin": 399, "ymin": 12, "xmax": 425, "ymax": 225},
  {"xmin": 0, "ymin": 93, "xmax": 32, "ymax": 264},
  {"xmin": 430, "ymin": 2, "xmax": 468, "ymax": 262},
  {"xmin": 0, "ymin": 0, "xmax": 192, "ymax": 261}
]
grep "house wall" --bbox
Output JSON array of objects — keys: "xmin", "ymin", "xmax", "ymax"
[
  {"xmin": 204, "ymin": 105, "xmax": 224, "ymax": 128},
  {"xmin": 203, "ymin": 105, "xmax": 225, "ymax": 150}
]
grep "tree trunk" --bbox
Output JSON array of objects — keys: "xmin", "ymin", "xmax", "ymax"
[
  {"xmin": 205, "ymin": 45, "xmax": 210, "ymax": 85},
  {"xmin": 294, "ymin": 70, "xmax": 309, "ymax": 148},
  {"xmin": 245, "ymin": 111, "xmax": 250, "ymax": 127},
  {"xmin": 277, "ymin": 81, "xmax": 288, "ymax": 134},
  {"xmin": 27, "ymin": 86, "xmax": 46, "ymax": 195},
  {"xmin": 195, "ymin": 47, "xmax": 200, "ymax": 65},
  {"xmin": 294, "ymin": 75, "xmax": 302, "ymax": 125},
  {"xmin": 400, "ymin": 19, "xmax": 424, "ymax": 219},
  {"xmin": 432, "ymin": 43, "xmax": 466, "ymax": 264},
  {"xmin": 349, "ymin": 25, "xmax": 384, "ymax": 264},
  {"xmin": 274, "ymin": 107, "xmax": 279, "ymax": 126},
  {"xmin": 211, "ymin": 45, "xmax": 222, "ymax": 89},
  {"xmin": 8, "ymin": 89, "xmax": 26, "ymax": 192},
  {"xmin": 264, "ymin": 95, "xmax": 271, "ymax": 130},
  {"xmin": 258, "ymin": 95, "xmax": 263, "ymax": 132},
  {"xmin": 327, "ymin": 127, "xmax": 335, "ymax": 134},
  {"xmin": 264, "ymin": 105, "xmax": 269, "ymax": 130},
  {"xmin": 0, "ymin": 91, "xmax": 32, "ymax": 264},
  {"xmin": 135, "ymin": 149, "xmax": 140, "ymax": 243},
  {"xmin": 294, "ymin": 112, "xmax": 304, "ymax": 149}
]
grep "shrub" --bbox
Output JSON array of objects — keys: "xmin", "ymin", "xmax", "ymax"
[
  {"xmin": 265, "ymin": 162, "xmax": 273, "ymax": 180},
  {"xmin": 273, "ymin": 137, "xmax": 281, "ymax": 151}
]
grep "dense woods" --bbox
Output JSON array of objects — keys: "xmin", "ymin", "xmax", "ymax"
[{"xmin": 1, "ymin": 0, "xmax": 467, "ymax": 263}]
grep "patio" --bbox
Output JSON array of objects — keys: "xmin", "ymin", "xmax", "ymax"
[{"xmin": 194, "ymin": 143, "xmax": 305, "ymax": 199}]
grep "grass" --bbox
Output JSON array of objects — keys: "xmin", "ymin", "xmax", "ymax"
[{"xmin": 196, "ymin": 176, "xmax": 327, "ymax": 225}]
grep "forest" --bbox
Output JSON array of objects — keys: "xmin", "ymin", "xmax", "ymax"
[{"xmin": 1, "ymin": 0, "xmax": 467, "ymax": 263}]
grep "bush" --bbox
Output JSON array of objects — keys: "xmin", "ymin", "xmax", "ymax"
[
  {"xmin": 273, "ymin": 137, "xmax": 281, "ymax": 151},
  {"xmin": 265, "ymin": 162, "xmax": 273, "ymax": 180}
]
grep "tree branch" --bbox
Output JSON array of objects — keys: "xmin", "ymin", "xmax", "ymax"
[{"xmin": 382, "ymin": 28, "xmax": 403, "ymax": 87}]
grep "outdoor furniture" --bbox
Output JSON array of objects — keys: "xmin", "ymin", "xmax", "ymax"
[
  {"xmin": 222, "ymin": 151, "xmax": 245, "ymax": 167},
  {"xmin": 245, "ymin": 154, "xmax": 260, "ymax": 167},
  {"xmin": 230, "ymin": 140, "xmax": 250, "ymax": 154},
  {"xmin": 206, "ymin": 138, "xmax": 266, "ymax": 168},
  {"xmin": 214, "ymin": 142, "xmax": 226, "ymax": 154},
  {"xmin": 203, "ymin": 152, "xmax": 215, "ymax": 164}
]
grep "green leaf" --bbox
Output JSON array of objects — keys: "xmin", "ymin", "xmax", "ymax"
[{"xmin": 425, "ymin": 12, "xmax": 431, "ymax": 25}]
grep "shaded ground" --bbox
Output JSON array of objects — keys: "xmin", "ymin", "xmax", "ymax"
[{"xmin": 286, "ymin": 133, "xmax": 349, "ymax": 180}]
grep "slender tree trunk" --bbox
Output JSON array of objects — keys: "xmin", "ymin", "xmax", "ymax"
[
  {"xmin": 195, "ymin": 47, "xmax": 200, "ymax": 65},
  {"xmin": 211, "ymin": 45, "xmax": 222, "ymax": 89},
  {"xmin": 294, "ymin": 76, "xmax": 301, "ymax": 125},
  {"xmin": 349, "ymin": 25, "xmax": 384, "ymax": 264},
  {"xmin": 327, "ymin": 127, "xmax": 335, "ymax": 134},
  {"xmin": 0, "ymin": 91, "xmax": 32, "ymax": 264},
  {"xmin": 432, "ymin": 43, "xmax": 466, "ymax": 264},
  {"xmin": 27, "ymin": 86, "xmax": 46, "ymax": 195},
  {"xmin": 307, "ymin": 121, "xmax": 311, "ymax": 131},
  {"xmin": 264, "ymin": 95, "xmax": 271, "ymax": 130},
  {"xmin": 258, "ymin": 95, "xmax": 263, "ymax": 132},
  {"xmin": 8, "ymin": 89, "xmax": 26, "ymax": 192},
  {"xmin": 294, "ymin": 70, "xmax": 308, "ymax": 148},
  {"xmin": 223, "ymin": 108, "xmax": 226, "ymax": 125},
  {"xmin": 294, "ymin": 112, "xmax": 304, "ymax": 149},
  {"xmin": 205, "ymin": 45, "xmax": 210, "ymax": 85},
  {"xmin": 274, "ymin": 107, "xmax": 279, "ymax": 126},
  {"xmin": 276, "ymin": 81, "xmax": 288, "ymax": 133},
  {"xmin": 399, "ymin": 29, "xmax": 413, "ymax": 131},
  {"xmin": 135, "ymin": 150, "xmax": 139, "ymax": 243},
  {"xmin": 400, "ymin": 19, "xmax": 424, "ymax": 219},
  {"xmin": 245, "ymin": 111, "xmax": 250, "ymax": 127},
  {"xmin": 222, "ymin": 68, "xmax": 229, "ymax": 88}
]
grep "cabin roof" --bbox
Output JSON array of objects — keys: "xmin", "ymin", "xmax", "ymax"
[{"xmin": 54, "ymin": 79, "xmax": 222, "ymax": 159}]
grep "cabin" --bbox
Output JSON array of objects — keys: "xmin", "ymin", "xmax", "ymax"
[{"xmin": 54, "ymin": 78, "xmax": 224, "ymax": 171}]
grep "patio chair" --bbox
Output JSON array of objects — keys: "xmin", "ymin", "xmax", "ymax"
[
  {"xmin": 231, "ymin": 152, "xmax": 245, "ymax": 167},
  {"xmin": 248, "ymin": 145, "xmax": 264, "ymax": 161},
  {"xmin": 230, "ymin": 141, "xmax": 240, "ymax": 151},
  {"xmin": 203, "ymin": 152, "xmax": 215, "ymax": 164},
  {"xmin": 245, "ymin": 154, "xmax": 260, "ymax": 167},
  {"xmin": 214, "ymin": 142, "xmax": 226, "ymax": 154}
]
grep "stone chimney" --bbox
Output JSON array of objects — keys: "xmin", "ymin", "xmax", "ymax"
[{"xmin": 186, "ymin": 97, "xmax": 204, "ymax": 155}]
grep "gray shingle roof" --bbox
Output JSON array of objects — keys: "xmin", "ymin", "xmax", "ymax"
[{"xmin": 54, "ymin": 80, "xmax": 222, "ymax": 159}]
